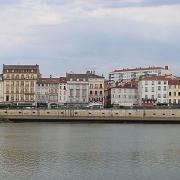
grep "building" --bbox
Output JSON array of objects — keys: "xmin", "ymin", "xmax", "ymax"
[
  {"xmin": 109, "ymin": 66, "xmax": 171, "ymax": 83},
  {"xmin": 66, "ymin": 73, "xmax": 89, "ymax": 107},
  {"xmin": 0, "ymin": 74, "xmax": 3, "ymax": 103},
  {"xmin": 58, "ymin": 77, "xmax": 67, "ymax": 105},
  {"xmin": 3, "ymin": 64, "xmax": 40, "ymax": 105},
  {"xmin": 105, "ymin": 83, "xmax": 138, "ymax": 107},
  {"xmin": 168, "ymin": 80, "xmax": 180, "ymax": 105},
  {"xmin": 138, "ymin": 76, "xmax": 169, "ymax": 106},
  {"xmin": 37, "ymin": 77, "xmax": 67, "ymax": 107},
  {"xmin": 88, "ymin": 72, "xmax": 105, "ymax": 106}
]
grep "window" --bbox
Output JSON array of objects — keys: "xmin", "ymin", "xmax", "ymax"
[
  {"xmin": 82, "ymin": 89, "xmax": 87, "ymax": 97},
  {"xmin": 76, "ymin": 89, "xmax": 80, "ymax": 98},
  {"xmin": 163, "ymin": 94, "xmax": 167, "ymax": 98},
  {"xmin": 158, "ymin": 94, "xmax": 161, "ymax": 98},
  {"xmin": 174, "ymin": 92, "xmax": 176, "ymax": 96},
  {"xmin": 164, "ymin": 86, "xmax": 167, "ymax": 91},
  {"xmin": 169, "ymin": 92, "xmax": 171, "ymax": 96},
  {"xmin": 70, "ymin": 89, "xmax": 73, "ymax": 97},
  {"xmin": 152, "ymin": 87, "xmax": 154, "ymax": 92},
  {"xmin": 90, "ymin": 90, "xmax": 93, "ymax": 95},
  {"xmin": 179, "ymin": 92, "xmax": 180, "ymax": 96},
  {"xmin": 145, "ymin": 81, "xmax": 148, "ymax": 85},
  {"xmin": 164, "ymin": 81, "xmax": 167, "ymax": 85},
  {"xmin": 158, "ymin": 81, "xmax": 161, "ymax": 85},
  {"xmin": 145, "ymin": 95, "xmax": 148, "ymax": 99},
  {"xmin": 145, "ymin": 87, "xmax": 148, "ymax": 92},
  {"xmin": 90, "ymin": 84, "xmax": 93, "ymax": 88},
  {"xmin": 152, "ymin": 95, "xmax": 154, "ymax": 99},
  {"xmin": 173, "ymin": 99, "xmax": 176, "ymax": 104},
  {"xmin": 158, "ymin": 86, "xmax": 161, "ymax": 91},
  {"xmin": 152, "ymin": 81, "xmax": 154, "ymax": 85}
]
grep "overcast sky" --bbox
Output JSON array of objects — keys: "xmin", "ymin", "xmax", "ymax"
[{"xmin": 0, "ymin": 0, "xmax": 180, "ymax": 77}]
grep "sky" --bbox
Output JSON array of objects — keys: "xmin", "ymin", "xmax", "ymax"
[{"xmin": 0, "ymin": 0, "xmax": 180, "ymax": 77}]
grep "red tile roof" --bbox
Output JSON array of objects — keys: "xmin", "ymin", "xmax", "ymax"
[
  {"xmin": 37, "ymin": 77, "xmax": 67, "ymax": 84},
  {"xmin": 111, "ymin": 66, "xmax": 165, "ymax": 73},
  {"xmin": 139, "ymin": 75, "xmax": 170, "ymax": 81},
  {"xmin": 168, "ymin": 80, "xmax": 180, "ymax": 85}
]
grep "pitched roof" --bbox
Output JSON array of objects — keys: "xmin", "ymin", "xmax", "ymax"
[
  {"xmin": 3, "ymin": 64, "xmax": 39, "ymax": 70},
  {"xmin": 87, "ymin": 74, "xmax": 104, "ymax": 79},
  {"xmin": 168, "ymin": 80, "xmax": 180, "ymax": 85},
  {"xmin": 66, "ymin": 73, "xmax": 104, "ymax": 81},
  {"xmin": 139, "ymin": 75, "xmax": 170, "ymax": 81},
  {"xmin": 37, "ymin": 77, "xmax": 67, "ymax": 84},
  {"xmin": 111, "ymin": 66, "xmax": 165, "ymax": 73},
  {"xmin": 66, "ymin": 74, "xmax": 88, "ymax": 81}
]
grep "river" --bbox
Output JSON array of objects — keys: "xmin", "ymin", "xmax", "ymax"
[{"xmin": 0, "ymin": 123, "xmax": 180, "ymax": 180}]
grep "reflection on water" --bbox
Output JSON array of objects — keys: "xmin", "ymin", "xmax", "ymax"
[{"xmin": 0, "ymin": 123, "xmax": 180, "ymax": 180}]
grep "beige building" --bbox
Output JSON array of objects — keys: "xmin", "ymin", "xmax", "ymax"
[
  {"xmin": 168, "ymin": 80, "xmax": 180, "ymax": 105},
  {"xmin": 3, "ymin": 64, "xmax": 40, "ymax": 105},
  {"xmin": 88, "ymin": 73, "xmax": 105, "ymax": 106},
  {"xmin": 0, "ymin": 74, "xmax": 3, "ymax": 103}
]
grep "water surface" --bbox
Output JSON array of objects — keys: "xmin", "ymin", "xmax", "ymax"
[{"xmin": 0, "ymin": 123, "xmax": 180, "ymax": 180}]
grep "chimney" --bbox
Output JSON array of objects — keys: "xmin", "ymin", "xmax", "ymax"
[{"xmin": 165, "ymin": 66, "xmax": 168, "ymax": 70}]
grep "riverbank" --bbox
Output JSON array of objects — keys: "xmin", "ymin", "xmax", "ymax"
[{"xmin": 1, "ymin": 109, "xmax": 180, "ymax": 123}]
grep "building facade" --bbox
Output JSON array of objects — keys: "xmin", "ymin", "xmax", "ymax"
[
  {"xmin": 88, "ymin": 73, "xmax": 105, "ymax": 106},
  {"xmin": 36, "ymin": 77, "xmax": 67, "ymax": 106},
  {"xmin": 105, "ymin": 83, "xmax": 138, "ymax": 107},
  {"xmin": 58, "ymin": 77, "xmax": 67, "ymax": 105},
  {"xmin": 3, "ymin": 65, "xmax": 40, "ymax": 105},
  {"xmin": 138, "ymin": 76, "xmax": 169, "ymax": 106},
  {"xmin": 168, "ymin": 80, "xmax": 180, "ymax": 105},
  {"xmin": 0, "ymin": 74, "xmax": 3, "ymax": 103},
  {"xmin": 109, "ymin": 66, "xmax": 171, "ymax": 83},
  {"xmin": 66, "ymin": 74, "xmax": 89, "ymax": 107}
]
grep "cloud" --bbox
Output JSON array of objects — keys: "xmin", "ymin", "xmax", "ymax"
[{"xmin": 0, "ymin": 0, "xmax": 180, "ymax": 76}]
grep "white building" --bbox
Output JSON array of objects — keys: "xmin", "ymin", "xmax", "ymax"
[
  {"xmin": 66, "ymin": 74, "xmax": 89, "ymax": 107},
  {"xmin": 58, "ymin": 77, "xmax": 67, "ymax": 105},
  {"xmin": 0, "ymin": 74, "xmax": 3, "ymax": 103},
  {"xmin": 138, "ymin": 76, "xmax": 169, "ymax": 106},
  {"xmin": 110, "ymin": 84, "xmax": 138, "ymax": 107},
  {"xmin": 109, "ymin": 66, "xmax": 171, "ymax": 83}
]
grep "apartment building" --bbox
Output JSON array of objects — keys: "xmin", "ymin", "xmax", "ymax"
[
  {"xmin": 0, "ymin": 74, "xmax": 3, "ymax": 103},
  {"xmin": 168, "ymin": 80, "xmax": 180, "ymax": 105},
  {"xmin": 37, "ymin": 77, "xmax": 67, "ymax": 106},
  {"xmin": 58, "ymin": 77, "xmax": 67, "ymax": 105},
  {"xmin": 66, "ymin": 73, "xmax": 89, "ymax": 107},
  {"xmin": 88, "ymin": 73, "xmax": 105, "ymax": 106},
  {"xmin": 109, "ymin": 66, "xmax": 171, "ymax": 83},
  {"xmin": 3, "ymin": 64, "xmax": 40, "ymax": 105},
  {"xmin": 105, "ymin": 82, "xmax": 138, "ymax": 107},
  {"xmin": 138, "ymin": 76, "xmax": 169, "ymax": 106}
]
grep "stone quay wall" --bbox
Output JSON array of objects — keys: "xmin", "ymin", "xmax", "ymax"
[{"xmin": 1, "ymin": 109, "xmax": 180, "ymax": 123}]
